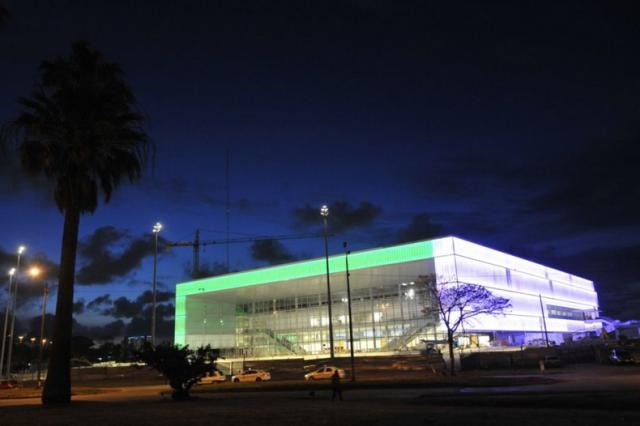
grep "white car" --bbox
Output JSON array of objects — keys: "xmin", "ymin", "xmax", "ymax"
[
  {"xmin": 198, "ymin": 370, "xmax": 226, "ymax": 384},
  {"xmin": 231, "ymin": 369, "xmax": 271, "ymax": 382},
  {"xmin": 304, "ymin": 366, "xmax": 345, "ymax": 381}
]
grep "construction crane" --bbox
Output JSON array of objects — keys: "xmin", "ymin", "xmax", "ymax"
[{"xmin": 167, "ymin": 230, "xmax": 327, "ymax": 277}]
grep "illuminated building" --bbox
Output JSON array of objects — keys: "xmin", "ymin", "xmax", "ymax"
[{"xmin": 174, "ymin": 237, "xmax": 600, "ymax": 357}]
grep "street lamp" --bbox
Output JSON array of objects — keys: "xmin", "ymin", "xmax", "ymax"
[
  {"xmin": 320, "ymin": 205, "xmax": 335, "ymax": 359},
  {"xmin": 30, "ymin": 266, "xmax": 49, "ymax": 388},
  {"xmin": 5, "ymin": 245, "xmax": 25, "ymax": 378},
  {"xmin": 343, "ymin": 242, "xmax": 356, "ymax": 381},
  {"xmin": 0, "ymin": 268, "xmax": 16, "ymax": 378},
  {"xmin": 151, "ymin": 222, "xmax": 163, "ymax": 346}
]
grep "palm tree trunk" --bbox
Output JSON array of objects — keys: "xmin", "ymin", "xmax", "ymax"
[{"xmin": 42, "ymin": 207, "xmax": 80, "ymax": 404}]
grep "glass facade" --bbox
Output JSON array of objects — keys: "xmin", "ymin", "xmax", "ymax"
[
  {"xmin": 181, "ymin": 260, "xmax": 440, "ymax": 358},
  {"xmin": 175, "ymin": 237, "xmax": 601, "ymax": 357}
]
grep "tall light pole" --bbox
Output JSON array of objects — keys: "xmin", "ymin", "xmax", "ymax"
[
  {"xmin": 539, "ymin": 294, "xmax": 550, "ymax": 348},
  {"xmin": 151, "ymin": 222, "xmax": 162, "ymax": 346},
  {"xmin": 29, "ymin": 266, "xmax": 49, "ymax": 388},
  {"xmin": 320, "ymin": 205, "xmax": 335, "ymax": 359},
  {"xmin": 5, "ymin": 245, "xmax": 25, "ymax": 378},
  {"xmin": 0, "ymin": 268, "xmax": 16, "ymax": 378},
  {"xmin": 343, "ymin": 242, "xmax": 356, "ymax": 381}
]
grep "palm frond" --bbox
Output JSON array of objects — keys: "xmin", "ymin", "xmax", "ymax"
[{"xmin": 13, "ymin": 42, "xmax": 151, "ymax": 213}]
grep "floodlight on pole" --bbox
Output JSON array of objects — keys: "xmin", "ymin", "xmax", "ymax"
[
  {"xmin": 29, "ymin": 266, "xmax": 41, "ymax": 278},
  {"xmin": 5, "ymin": 246, "xmax": 25, "ymax": 378},
  {"xmin": 151, "ymin": 222, "xmax": 162, "ymax": 345},
  {"xmin": 320, "ymin": 205, "xmax": 335, "ymax": 359},
  {"xmin": 343, "ymin": 241, "xmax": 356, "ymax": 381},
  {"xmin": 31, "ymin": 266, "xmax": 49, "ymax": 389},
  {"xmin": 1, "ymin": 268, "xmax": 17, "ymax": 379}
]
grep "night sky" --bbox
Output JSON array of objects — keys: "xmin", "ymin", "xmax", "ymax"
[{"xmin": 1, "ymin": 1, "xmax": 639, "ymax": 340}]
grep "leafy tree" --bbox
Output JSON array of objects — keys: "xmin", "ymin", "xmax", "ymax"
[
  {"xmin": 421, "ymin": 275, "xmax": 511, "ymax": 375},
  {"xmin": 11, "ymin": 42, "xmax": 150, "ymax": 404},
  {"xmin": 137, "ymin": 342, "xmax": 219, "ymax": 400}
]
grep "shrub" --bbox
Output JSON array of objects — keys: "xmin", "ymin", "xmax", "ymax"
[{"xmin": 137, "ymin": 342, "xmax": 218, "ymax": 400}]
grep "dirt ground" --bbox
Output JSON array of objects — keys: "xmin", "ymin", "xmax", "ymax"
[
  {"xmin": 1, "ymin": 389, "xmax": 639, "ymax": 426},
  {"xmin": 2, "ymin": 364, "xmax": 639, "ymax": 425}
]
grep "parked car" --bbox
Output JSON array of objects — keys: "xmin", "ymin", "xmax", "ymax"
[
  {"xmin": 304, "ymin": 366, "xmax": 345, "ymax": 381},
  {"xmin": 198, "ymin": 370, "xmax": 226, "ymax": 384},
  {"xmin": 609, "ymin": 349, "xmax": 639, "ymax": 365},
  {"xmin": 231, "ymin": 369, "xmax": 271, "ymax": 382}
]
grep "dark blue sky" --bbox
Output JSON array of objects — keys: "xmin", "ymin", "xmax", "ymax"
[{"xmin": 1, "ymin": 1, "xmax": 639, "ymax": 339}]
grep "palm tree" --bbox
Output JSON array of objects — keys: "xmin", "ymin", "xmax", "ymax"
[
  {"xmin": 13, "ymin": 42, "xmax": 150, "ymax": 404},
  {"xmin": 0, "ymin": 4, "xmax": 9, "ymax": 28}
]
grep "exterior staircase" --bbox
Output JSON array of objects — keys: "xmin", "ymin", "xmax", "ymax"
[
  {"xmin": 249, "ymin": 328, "xmax": 307, "ymax": 355},
  {"xmin": 385, "ymin": 319, "xmax": 436, "ymax": 351}
]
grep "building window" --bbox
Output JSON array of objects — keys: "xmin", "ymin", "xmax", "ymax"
[{"xmin": 547, "ymin": 304, "xmax": 593, "ymax": 321}]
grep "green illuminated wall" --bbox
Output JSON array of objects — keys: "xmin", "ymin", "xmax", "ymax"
[{"xmin": 174, "ymin": 240, "xmax": 434, "ymax": 345}]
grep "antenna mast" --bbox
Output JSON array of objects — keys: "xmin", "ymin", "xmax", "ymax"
[
  {"xmin": 193, "ymin": 229, "xmax": 200, "ymax": 277},
  {"xmin": 225, "ymin": 149, "xmax": 230, "ymax": 272}
]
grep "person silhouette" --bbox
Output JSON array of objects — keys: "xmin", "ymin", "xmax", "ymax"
[{"xmin": 331, "ymin": 370, "xmax": 342, "ymax": 401}]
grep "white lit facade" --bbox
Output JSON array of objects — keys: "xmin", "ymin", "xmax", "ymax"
[{"xmin": 175, "ymin": 237, "xmax": 601, "ymax": 358}]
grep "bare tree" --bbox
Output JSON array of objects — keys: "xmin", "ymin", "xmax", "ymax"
[{"xmin": 421, "ymin": 275, "xmax": 511, "ymax": 375}]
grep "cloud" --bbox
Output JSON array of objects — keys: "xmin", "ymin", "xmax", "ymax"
[
  {"xmin": 75, "ymin": 226, "xmax": 169, "ymax": 285},
  {"xmin": 412, "ymin": 137, "xmax": 640, "ymax": 241},
  {"xmin": 396, "ymin": 213, "xmax": 444, "ymax": 243},
  {"xmin": 185, "ymin": 261, "xmax": 230, "ymax": 279},
  {"xmin": 523, "ymin": 138, "xmax": 640, "ymax": 233},
  {"xmin": 250, "ymin": 239, "xmax": 296, "ymax": 265},
  {"xmin": 23, "ymin": 313, "xmax": 55, "ymax": 339},
  {"xmin": 16, "ymin": 313, "xmax": 160, "ymax": 342},
  {"xmin": 87, "ymin": 294, "xmax": 112, "ymax": 310},
  {"xmin": 27, "ymin": 313, "xmax": 175, "ymax": 342},
  {"xmin": 102, "ymin": 290, "xmax": 174, "ymax": 319},
  {"xmin": 293, "ymin": 201, "xmax": 382, "ymax": 233},
  {"xmin": 103, "ymin": 297, "xmax": 140, "ymax": 319},
  {"xmin": 123, "ymin": 314, "xmax": 174, "ymax": 340},
  {"xmin": 73, "ymin": 298, "xmax": 85, "ymax": 314},
  {"xmin": 145, "ymin": 178, "xmax": 276, "ymax": 213},
  {"xmin": 531, "ymin": 243, "xmax": 640, "ymax": 321},
  {"xmin": 64, "ymin": 288, "xmax": 176, "ymax": 341},
  {"xmin": 135, "ymin": 289, "xmax": 173, "ymax": 305},
  {"xmin": 72, "ymin": 319, "xmax": 127, "ymax": 341}
]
